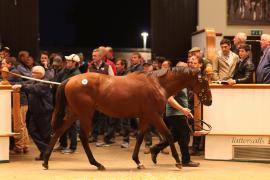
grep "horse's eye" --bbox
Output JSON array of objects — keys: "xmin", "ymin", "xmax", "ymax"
[{"xmin": 199, "ymin": 93, "xmax": 202, "ymax": 96}]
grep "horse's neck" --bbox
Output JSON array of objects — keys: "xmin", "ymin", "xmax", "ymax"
[{"xmin": 158, "ymin": 72, "xmax": 193, "ymax": 98}]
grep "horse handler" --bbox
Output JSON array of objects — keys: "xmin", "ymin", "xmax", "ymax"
[
  {"xmin": 150, "ymin": 88, "xmax": 200, "ymax": 167},
  {"xmin": 12, "ymin": 66, "xmax": 53, "ymax": 160}
]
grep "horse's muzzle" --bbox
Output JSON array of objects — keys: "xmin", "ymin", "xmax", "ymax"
[{"xmin": 204, "ymin": 99, "xmax": 212, "ymax": 106}]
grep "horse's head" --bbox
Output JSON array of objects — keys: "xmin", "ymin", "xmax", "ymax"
[{"xmin": 192, "ymin": 71, "xmax": 212, "ymax": 106}]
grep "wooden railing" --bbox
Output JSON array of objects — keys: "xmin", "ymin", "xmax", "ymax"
[{"xmin": 0, "ymin": 68, "xmax": 20, "ymax": 162}]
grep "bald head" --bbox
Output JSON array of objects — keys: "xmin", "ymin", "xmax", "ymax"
[
  {"xmin": 233, "ymin": 32, "xmax": 247, "ymax": 47},
  {"xmin": 260, "ymin": 34, "xmax": 270, "ymax": 49},
  {"xmin": 32, "ymin": 66, "xmax": 45, "ymax": 79},
  {"xmin": 105, "ymin": 46, "xmax": 114, "ymax": 59},
  {"xmin": 98, "ymin": 46, "xmax": 107, "ymax": 60}
]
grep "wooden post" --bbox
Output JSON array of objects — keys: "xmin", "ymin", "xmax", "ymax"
[
  {"xmin": 193, "ymin": 28, "xmax": 217, "ymax": 133},
  {"xmin": 0, "ymin": 67, "xmax": 10, "ymax": 85},
  {"xmin": 12, "ymin": 88, "xmax": 21, "ymax": 140},
  {"xmin": 0, "ymin": 67, "xmax": 19, "ymax": 162},
  {"xmin": 0, "ymin": 85, "xmax": 12, "ymax": 163},
  {"xmin": 205, "ymin": 28, "xmax": 217, "ymax": 62}
]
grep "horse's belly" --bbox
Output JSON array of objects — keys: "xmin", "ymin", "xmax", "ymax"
[{"xmin": 96, "ymin": 102, "xmax": 141, "ymax": 118}]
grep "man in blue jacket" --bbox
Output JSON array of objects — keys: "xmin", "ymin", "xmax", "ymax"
[
  {"xmin": 256, "ymin": 34, "xmax": 270, "ymax": 84},
  {"xmin": 12, "ymin": 66, "xmax": 53, "ymax": 160}
]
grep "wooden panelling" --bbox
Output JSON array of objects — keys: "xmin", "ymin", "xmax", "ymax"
[
  {"xmin": 0, "ymin": 0, "xmax": 39, "ymax": 58},
  {"xmin": 210, "ymin": 84, "xmax": 270, "ymax": 89},
  {"xmin": 151, "ymin": 0, "xmax": 198, "ymax": 62}
]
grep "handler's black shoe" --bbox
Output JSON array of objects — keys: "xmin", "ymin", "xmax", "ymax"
[
  {"xmin": 150, "ymin": 147, "xmax": 158, "ymax": 164},
  {"xmin": 182, "ymin": 161, "xmax": 200, "ymax": 167}
]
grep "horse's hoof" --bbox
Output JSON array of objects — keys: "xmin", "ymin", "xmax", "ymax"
[
  {"xmin": 150, "ymin": 148, "xmax": 157, "ymax": 164},
  {"xmin": 42, "ymin": 163, "xmax": 48, "ymax": 170},
  {"xmin": 137, "ymin": 164, "xmax": 146, "ymax": 169},
  {"xmin": 97, "ymin": 165, "xmax": 106, "ymax": 171},
  {"xmin": 175, "ymin": 163, "xmax": 182, "ymax": 169}
]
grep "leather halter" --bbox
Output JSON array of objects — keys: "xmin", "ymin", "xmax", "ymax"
[{"xmin": 197, "ymin": 73, "xmax": 208, "ymax": 103}]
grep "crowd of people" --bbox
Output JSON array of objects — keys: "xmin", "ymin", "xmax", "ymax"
[{"xmin": 0, "ymin": 32, "xmax": 270, "ymax": 167}]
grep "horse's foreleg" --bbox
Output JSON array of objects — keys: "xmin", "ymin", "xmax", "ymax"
[
  {"xmin": 132, "ymin": 120, "xmax": 147, "ymax": 169},
  {"xmin": 132, "ymin": 132, "xmax": 145, "ymax": 169},
  {"xmin": 79, "ymin": 128, "xmax": 105, "ymax": 170},
  {"xmin": 152, "ymin": 117, "xmax": 181, "ymax": 169}
]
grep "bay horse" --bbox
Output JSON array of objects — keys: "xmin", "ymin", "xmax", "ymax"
[{"xmin": 42, "ymin": 66, "xmax": 212, "ymax": 170}]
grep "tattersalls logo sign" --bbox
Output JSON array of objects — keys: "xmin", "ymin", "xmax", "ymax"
[{"xmin": 232, "ymin": 137, "xmax": 268, "ymax": 145}]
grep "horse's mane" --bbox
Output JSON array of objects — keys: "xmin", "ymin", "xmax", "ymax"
[
  {"xmin": 145, "ymin": 66, "xmax": 199, "ymax": 77},
  {"xmin": 145, "ymin": 68, "xmax": 169, "ymax": 77},
  {"xmin": 171, "ymin": 66, "xmax": 199, "ymax": 75}
]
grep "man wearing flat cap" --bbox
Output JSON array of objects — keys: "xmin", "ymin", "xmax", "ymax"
[{"xmin": 188, "ymin": 47, "xmax": 212, "ymax": 74}]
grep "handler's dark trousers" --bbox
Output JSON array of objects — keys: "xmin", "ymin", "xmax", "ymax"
[
  {"xmin": 151, "ymin": 115, "xmax": 190, "ymax": 163},
  {"xmin": 121, "ymin": 118, "xmax": 131, "ymax": 143},
  {"xmin": 91, "ymin": 111, "xmax": 115, "ymax": 143},
  {"xmin": 188, "ymin": 117, "xmax": 202, "ymax": 152},
  {"xmin": 91, "ymin": 111, "xmax": 104, "ymax": 140},
  {"xmin": 27, "ymin": 113, "xmax": 52, "ymax": 154},
  {"xmin": 144, "ymin": 126, "xmax": 164, "ymax": 147}
]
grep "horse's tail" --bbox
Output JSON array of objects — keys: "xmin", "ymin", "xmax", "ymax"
[{"xmin": 52, "ymin": 79, "xmax": 69, "ymax": 131}]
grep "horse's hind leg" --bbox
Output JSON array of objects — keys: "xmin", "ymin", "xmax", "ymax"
[
  {"xmin": 151, "ymin": 116, "xmax": 181, "ymax": 169},
  {"xmin": 43, "ymin": 113, "xmax": 76, "ymax": 170},
  {"xmin": 79, "ymin": 114, "xmax": 105, "ymax": 170},
  {"xmin": 132, "ymin": 119, "xmax": 148, "ymax": 169},
  {"xmin": 79, "ymin": 126, "xmax": 105, "ymax": 170}
]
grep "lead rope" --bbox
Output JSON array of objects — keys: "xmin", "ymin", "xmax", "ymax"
[
  {"xmin": 2, "ymin": 69, "xmax": 61, "ymax": 85},
  {"xmin": 193, "ymin": 93, "xmax": 212, "ymax": 136}
]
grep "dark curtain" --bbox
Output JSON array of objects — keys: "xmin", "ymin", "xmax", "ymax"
[
  {"xmin": 0, "ymin": 0, "xmax": 39, "ymax": 58},
  {"xmin": 151, "ymin": 0, "xmax": 198, "ymax": 62},
  {"xmin": 39, "ymin": 0, "xmax": 150, "ymax": 49}
]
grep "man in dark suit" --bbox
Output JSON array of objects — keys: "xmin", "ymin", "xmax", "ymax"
[
  {"xmin": 228, "ymin": 44, "xmax": 255, "ymax": 85},
  {"xmin": 256, "ymin": 34, "xmax": 270, "ymax": 84}
]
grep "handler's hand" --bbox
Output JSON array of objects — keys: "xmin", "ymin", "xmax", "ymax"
[
  {"xmin": 12, "ymin": 84, "xmax": 22, "ymax": 90},
  {"xmin": 227, "ymin": 79, "xmax": 236, "ymax": 85},
  {"xmin": 182, "ymin": 108, "xmax": 193, "ymax": 119}
]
